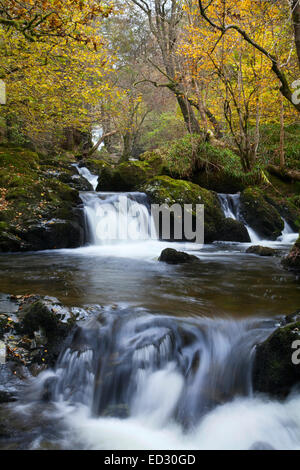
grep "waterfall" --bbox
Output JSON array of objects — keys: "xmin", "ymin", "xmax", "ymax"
[
  {"xmin": 218, "ymin": 193, "xmax": 261, "ymax": 243},
  {"xmin": 26, "ymin": 310, "xmax": 274, "ymax": 431},
  {"xmin": 79, "ymin": 192, "xmax": 157, "ymax": 245},
  {"xmin": 74, "ymin": 165, "xmax": 157, "ymax": 245},
  {"xmin": 217, "ymin": 193, "xmax": 297, "ymax": 244},
  {"xmin": 73, "ymin": 164, "xmax": 98, "ymax": 191}
]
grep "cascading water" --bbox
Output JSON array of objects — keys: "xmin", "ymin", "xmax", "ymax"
[
  {"xmin": 217, "ymin": 192, "xmax": 297, "ymax": 244},
  {"xmin": 73, "ymin": 164, "xmax": 99, "ymax": 191},
  {"xmin": 218, "ymin": 193, "xmax": 261, "ymax": 243},
  {"xmin": 22, "ymin": 308, "xmax": 280, "ymax": 450},
  {"xmin": 3, "ymin": 165, "xmax": 300, "ymax": 450},
  {"xmin": 80, "ymin": 192, "xmax": 157, "ymax": 245}
]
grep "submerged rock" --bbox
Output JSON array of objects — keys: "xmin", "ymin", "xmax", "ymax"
[
  {"xmin": 282, "ymin": 233, "xmax": 300, "ymax": 273},
  {"xmin": 253, "ymin": 311, "xmax": 300, "ymax": 398},
  {"xmin": 240, "ymin": 187, "xmax": 284, "ymax": 240},
  {"xmin": 158, "ymin": 248, "xmax": 200, "ymax": 264},
  {"xmin": 246, "ymin": 245, "xmax": 278, "ymax": 256}
]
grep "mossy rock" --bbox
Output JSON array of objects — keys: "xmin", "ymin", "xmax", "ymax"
[
  {"xmin": 217, "ymin": 218, "xmax": 250, "ymax": 243},
  {"xmin": 282, "ymin": 233, "xmax": 300, "ymax": 273},
  {"xmin": 97, "ymin": 160, "xmax": 156, "ymax": 192},
  {"xmin": 246, "ymin": 245, "xmax": 278, "ymax": 256},
  {"xmin": 82, "ymin": 158, "xmax": 111, "ymax": 175},
  {"xmin": 0, "ymin": 145, "xmax": 84, "ymax": 252},
  {"xmin": 253, "ymin": 313, "xmax": 300, "ymax": 397},
  {"xmin": 141, "ymin": 175, "xmax": 225, "ymax": 243},
  {"xmin": 158, "ymin": 248, "xmax": 200, "ymax": 264},
  {"xmin": 240, "ymin": 187, "xmax": 284, "ymax": 240}
]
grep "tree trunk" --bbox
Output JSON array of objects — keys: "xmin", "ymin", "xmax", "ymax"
[
  {"xmin": 121, "ymin": 132, "xmax": 133, "ymax": 161},
  {"xmin": 176, "ymin": 94, "xmax": 201, "ymax": 134},
  {"xmin": 279, "ymin": 97, "xmax": 285, "ymax": 168}
]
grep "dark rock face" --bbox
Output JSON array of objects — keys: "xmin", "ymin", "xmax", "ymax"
[
  {"xmin": 246, "ymin": 245, "xmax": 278, "ymax": 256},
  {"xmin": 282, "ymin": 233, "xmax": 300, "ymax": 273},
  {"xmin": 217, "ymin": 218, "xmax": 250, "ymax": 243},
  {"xmin": 253, "ymin": 311, "xmax": 300, "ymax": 398},
  {"xmin": 158, "ymin": 248, "xmax": 200, "ymax": 265},
  {"xmin": 0, "ymin": 145, "xmax": 86, "ymax": 252},
  {"xmin": 240, "ymin": 187, "xmax": 284, "ymax": 240}
]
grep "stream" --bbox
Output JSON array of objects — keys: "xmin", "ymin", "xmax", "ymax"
[{"xmin": 0, "ymin": 166, "xmax": 299, "ymax": 450}]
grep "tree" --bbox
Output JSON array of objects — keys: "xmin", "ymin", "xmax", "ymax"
[{"xmin": 197, "ymin": 0, "xmax": 300, "ymax": 113}]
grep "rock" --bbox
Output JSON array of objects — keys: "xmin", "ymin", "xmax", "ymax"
[
  {"xmin": 142, "ymin": 175, "xmax": 225, "ymax": 243},
  {"xmin": 97, "ymin": 160, "xmax": 156, "ymax": 192},
  {"xmin": 282, "ymin": 233, "xmax": 300, "ymax": 273},
  {"xmin": 253, "ymin": 312, "xmax": 300, "ymax": 398},
  {"xmin": 240, "ymin": 187, "xmax": 284, "ymax": 240},
  {"xmin": 217, "ymin": 218, "xmax": 250, "ymax": 243},
  {"xmin": 246, "ymin": 245, "xmax": 278, "ymax": 256},
  {"xmin": 158, "ymin": 248, "xmax": 200, "ymax": 264},
  {"xmin": 0, "ymin": 145, "xmax": 86, "ymax": 252},
  {"xmin": 18, "ymin": 297, "xmax": 75, "ymax": 366}
]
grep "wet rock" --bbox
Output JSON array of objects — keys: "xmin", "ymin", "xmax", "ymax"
[
  {"xmin": 217, "ymin": 218, "xmax": 250, "ymax": 243},
  {"xmin": 97, "ymin": 160, "xmax": 156, "ymax": 192},
  {"xmin": 253, "ymin": 312, "xmax": 300, "ymax": 398},
  {"xmin": 142, "ymin": 175, "xmax": 225, "ymax": 243},
  {"xmin": 246, "ymin": 245, "xmax": 278, "ymax": 256},
  {"xmin": 17, "ymin": 296, "xmax": 76, "ymax": 366},
  {"xmin": 282, "ymin": 233, "xmax": 300, "ymax": 273},
  {"xmin": 0, "ymin": 145, "xmax": 85, "ymax": 252},
  {"xmin": 158, "ymin": 248, "xmax": 200, "ymax": 265},
  {"xmin": 240, "ymin": 187, "xmax": 284, "ymax": 240}
]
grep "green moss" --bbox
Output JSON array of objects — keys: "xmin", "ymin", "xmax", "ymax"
[
  {"xmin": 240, "ymin": 187, "xmax": 284, "ymax": 240},
  {"xmin": 253, "ymin": 317, "xmax": 300, "ymax": 397},
  {"xmin": 97, "ymin": 160, "xmax": 156, "ymax": 192},
  {"xmin": 141, "ymin": 175, "xmax": 225, "ymax": 243}
]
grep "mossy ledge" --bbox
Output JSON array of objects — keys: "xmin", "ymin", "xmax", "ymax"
[{"xmin": 0, "ymin": 145, "xmax": 86, "ymax": 252}]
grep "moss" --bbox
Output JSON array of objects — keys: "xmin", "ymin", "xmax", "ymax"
[
  {"xmin": 141, "ymin": 175, "xmax": 225, "ymax": 243},
  {"xmin": 97, "ymin": 160, "xmax": 156, "ymax": 192},
  {"xmin": 0, "ymin": 145, "xmax": 83, "ymax": 252},
  {"xmin": 282, "ymin": 232, "xmax": 300, "ymax": 272},
  {"xmin": 83, "ymin": 158, "xmax": 111, "ymax": 175},
  {"xmin": 240, "ymin": 187, "xmax": 284, "ymax": 240},
  {"xmin": 253, "ymin": 317, "xmax": 300, "ymax": 397}
]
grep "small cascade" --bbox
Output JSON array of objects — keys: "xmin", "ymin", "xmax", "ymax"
[
  {"xmin": 74, "ymin": 164, "xmax": 98, "ymax": 191},
  {"xmin": 80, "ymin": 192, "xmax": 157, "ymax": 245},
  {"xmin": 73, "ymin": 165, "xmax": 157, "ymax": 245},
  {"xmin": 218, "ymin": 193, "xmax": 261, "ymax": 243},
  {"xmin": 277, "ymin": 219, "xmax": 298, "ymax": 244},
  {"xmin": 26, "ymin": 310, "xmax": 274, "ymax": 429}
]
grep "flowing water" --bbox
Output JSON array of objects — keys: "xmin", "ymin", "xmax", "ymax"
[{"xmin": 0, "ymin": 169, "xmax": 299, "ymax": 450}]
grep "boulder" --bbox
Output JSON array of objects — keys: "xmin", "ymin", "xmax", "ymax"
[
  {"xmin": 158, "ymin": 248, "xmax": 200, "ymax": 264},
  {"xmin": 0, "ymin": 145, "xmax": 86, "ymax": 252},
  {"xmin": 18, "ymin": 296, "xmax": 76, "ymax": 366},
  {"xmin": 253, "ymin": 310, "xmax": 300, "ymax": 398},
  {"xmin": 282, "ymin": 233, "xmax": 300, "ymax": 273},
  {"xmin": 97, "ymin": 160, "xmax": 155, "ymax": 192},
  {"xmin": 218, "ymin": 218, "xmax": 250, "ymax": 243},
  {"xmin": 246, "ymin": 245, "xmax": 278, "ymax": 256},
  {"xmin": 240, "ymin": 187, "xmax": 284, "ymax": 240},
  {"xmin": 141, "ymin": 175, "xmax": 225, "ymax": 243}
]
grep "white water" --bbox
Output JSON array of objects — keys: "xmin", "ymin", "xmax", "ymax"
[
  {"xmin": 218, "ymin": 192, "xmax": 298, "ymax": 245},
  {"xmin": 74, "ymin": 164, "xmax": 99, "ymax": 191},
  {"xmin": 13, "ymin": 166, "xmax": 299, "ymax": 450}
]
